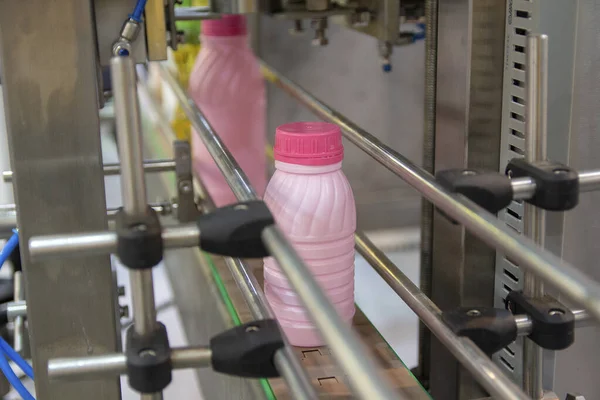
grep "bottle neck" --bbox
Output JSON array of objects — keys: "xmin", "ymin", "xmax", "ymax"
[{"xmin": 274, "ymin": 161, "xmax": 343, "ymax": 174}]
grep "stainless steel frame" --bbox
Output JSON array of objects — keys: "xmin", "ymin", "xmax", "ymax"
[
  {"xmin": 0, "ymin": 1, "xmax": 121, "ymax": 399},
  {"xmin": 2, "ymin": 1, "xmax": 599, "ymax": 397}
]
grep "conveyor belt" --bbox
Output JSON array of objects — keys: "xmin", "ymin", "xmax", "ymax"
[
  {"xmin": 141, "ymin": 84, "xmax": 430, "ymax": 399},
  {"xmin": 209, "ymin": 255, "xmax": 431, "ymax": 399}
]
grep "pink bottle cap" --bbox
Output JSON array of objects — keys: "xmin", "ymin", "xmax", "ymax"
[
  {"xmin": 201, "ymin": 15, "xmax": 247, "ymax": 36},
  {"xmin": 274, "ymin": 122, "xmax": 344, "ymax": 166}
]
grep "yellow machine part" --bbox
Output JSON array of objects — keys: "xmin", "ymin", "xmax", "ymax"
[
  {"xmin": 170, "ymin": 43, "xmax": 200, "ymax": 141},
  {"xmin": 170, "ymin": 0, "xmax": 205, "ymax": 141}
]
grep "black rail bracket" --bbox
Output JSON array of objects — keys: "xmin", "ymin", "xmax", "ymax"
[
  {"xmin": 436, "ymin": 169, "xmax": 513, "ymax": 214},
  {"xmin": 198, "ymin": 200, "xmax": 275, "ymax": 258},
  {"xmin": 211, "ymin": 319, "xmax": 284, "ymax": 378},
  {"xmin": 116, "ymin": 206, "xmax": 164, "ymax": 269},
  {"xmin": 506, "ymin": 159, "xmax": 579, "ymax": 211},
  {"xmin": 506, "ymin": 291, "xmax": 575, "ymax": 350},
  {"xmin": 442, "ymin": 307, "xmax": 517, "ymax": 354},
  {"xmin": 126, "ymin": 323, "xmax": 172, "ymax": 393}
]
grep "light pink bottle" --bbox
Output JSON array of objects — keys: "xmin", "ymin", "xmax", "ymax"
[
  {"xmin": 189, "ymin": 15, "xmax": 266, "ymax": 206},
  {"xmin": 264, "ymin": 122, "xmax": 356, "ymax": 347}
]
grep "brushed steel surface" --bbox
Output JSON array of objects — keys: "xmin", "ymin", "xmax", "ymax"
[
  {"xmin": 557, "ymin": 1, "xmax": 600, "ymax": 398},
  {"xmin": 0, "ymin": 1, "xmax": 121, "ymax": 399},
  {"xmin": 429, "ymin": 1, "xmax": 506, "ymax": 398}
]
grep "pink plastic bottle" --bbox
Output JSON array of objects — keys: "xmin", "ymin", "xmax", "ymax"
[
  {"xmin": 263, "ymin": 122, "xmax": 356, "ymax": 347},
  {"xmin": 189, "ymin": 15, "xmax": 266, "ymax": 206}
]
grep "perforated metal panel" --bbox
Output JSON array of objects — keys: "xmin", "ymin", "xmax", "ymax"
[
  {"xmin": 494, "ymin": 0, "xmax": 578, "ymax": 388},
  {"xmin": 493, "ymin": 0, "xmax": 531, "ymax": 382}
]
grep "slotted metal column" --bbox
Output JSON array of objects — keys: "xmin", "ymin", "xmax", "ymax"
[{"xmin": 494, "ymin": 0, "xmax": 578, "ymax": 390}]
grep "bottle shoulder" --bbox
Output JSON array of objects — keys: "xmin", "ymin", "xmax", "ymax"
[{"xmin": 264, "ymin": 168, "xmax": 356, "ymax": 240}]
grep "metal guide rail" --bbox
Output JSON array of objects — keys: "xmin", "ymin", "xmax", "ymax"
[
  {"xmin": 17, "ymin": 57, "xmax": 600, "ymax": 400},
  {"xmin": 29, "ymin": 57, "xmax": 398, "ymax": 400},
  {"xmin": 258, "ymin": 61, "xmax": 600, "ymax": 324},
  {"xmin": 137, "ymin": 70, "xmax": 429, "ymax": 399},
  {"xmin": 183, "ymin": 153, "xmax": 428, "ymax": 398},
  {"xmin": 2, "ymin": 160, "xmax": 177, "ymax": 183},
  {"xmin": 137, "ymin": 77, "xmax": 317, "ymax": 400},
  {"xmin": 258, "ymin": 60, "xmax": 600, "ymax": 399},
  {"xmin": 155, "ymin": 63, "xmax": 399, "ymax": 400}
]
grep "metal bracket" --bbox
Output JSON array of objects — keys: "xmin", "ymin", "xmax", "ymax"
[
  {"xmin": 115, "ymin": 207, "xmax": 164, "ymax": 269},
  {"xmin": 441, "ymin": 307, "xmax": 518, "ymax": 355},
  {"xmin": 210, "ymin": 319, "xmax": 284, "ymax": 378},
  {"xmin": 506, "ymin": 291, "xmax": 575, "ymax": 350},
  {"xmin": 436, "ymin": 169, "xmax": 513, "ymax": 214},
  {"xmin": 174, "ymin": 141, "xmax": 199, "ymax": 223},
  {"xmin": 197, "ymin": 201, "xmax": 274, "ymax": 258},
  {"xmin": 506, "ymin": 159, "xmax": 579, "ymax": 211},
  {"xmin": 126, "ymin": 323, "xmax": 172, "ymax": 393}
]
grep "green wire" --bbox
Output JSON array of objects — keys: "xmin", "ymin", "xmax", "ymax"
[{"xmin": 203, "ymin": 253, "xmax": 277, "ymax": 400}]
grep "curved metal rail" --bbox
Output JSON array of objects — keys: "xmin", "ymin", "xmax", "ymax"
[
  {"xmin": 260, "ymin": 61, "xmax": 600, "ymax": 326},
  {"xmin": 158, "ymin": 64, "xmax": 400, "ymax": 400}
]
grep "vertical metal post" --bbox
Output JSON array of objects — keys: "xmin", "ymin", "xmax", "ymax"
[
  {"xmin": 111, "ymin": 57, "xmax": 159, "ymax": 400},
  {"xmin": 111, "ymin": 57, "xmax": 158, "ymax": 337},
  {"xmin": 418, "ymin": 0, "xmax": 438, "ymax": 385},
  {"xmin": 522, "ymin": 33, "xmax": 548, "ymax": 400}
]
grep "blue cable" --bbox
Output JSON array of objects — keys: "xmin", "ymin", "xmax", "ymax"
[
  {"xmin": 0, "ymin": 337, "xmax": 34, "ymax": 380},
  {"xmin": 413, "ymin": 22, "xmax": 426, "ymax": 41},
  {"xmin": 0, "ymin": 350, "xmax": 35, "ymax": 400},
  {"xmin": 0, "ymin": 230, "xmax": 18, "ymax": 271},
  {"xmin": 130, "ymin": 0, "xmax": 148, "ymax": 22}
]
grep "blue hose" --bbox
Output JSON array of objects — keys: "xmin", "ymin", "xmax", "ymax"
[
  {"xmin": 0, "ymin": 230, "xmax": 18, "ymax": 271},
  {"xmin": 130, "ymin": 0, "xmax": 149, "ymax": 22},
  {"xmin": 0, "ymin": 337, "xmax": 34, "ymax": 380},
  {"xmin": 413, "ymin": 23, "xmax": 426, "ymax": 41},
  {"xmin": 0, "ymin": 351, "xmax": 35, "ymax": 400}
]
